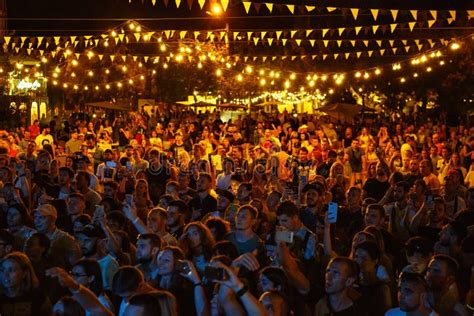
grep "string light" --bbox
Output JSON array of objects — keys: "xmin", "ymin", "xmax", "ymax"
[
  {"xmin": 106, "ymin": 84, "xmax": 110, "ymax": 89},
  {"xmin": 260, "ymin": 78, "xmax": 266, "ymax": 86},
  {"xmin": 216, "ymin": 69, "xmax": 222, "ymax": 76},
  {"xmin": 439, "ymin": 60, "xmax": 445, "ymax": 65},
  {"xmin": 284, "ymin": 80, "xmax": 290, "ymax": 89},
  {"xmin": 245, "ymin": 66, "xmax": 253, "ymax": 73},
  {"xmin": 290, "ymin": 73, "xmax": 296, "ymax": 80},
  {"xmin": 363, "ymin": 72, "xmax": 370, "ymax": 79},
  {"xmin": 88, "ymin": 71, "xmax": 94, "ymax": 77},
  {"xmin": 355, "ymin": 72, "xmax": 361, "ymax": 78},
  {"xmin": 400, "ymin": 77, "xmax": 406, "ymax": 83},
  {"xmin": 72, "ymin": 60, "xmax": 79, "ymax": 67},
  {"xmin": 374, "ymin": 68, "xmax": 381, "ymax": 75},
  {"xmin": 237, "ymin": 74, "xmax": 243, "ymax": 82},
  {"xmin": 426, "ymin": 67, "xmax": 432, "ymax": 72},
  {"xmin": 41, "ymin": 57, "xmax": 48, "ymax": 63},
  {"xmin": 122, "ymin": 66, "xmax": 127, "ymax": 72},
  {"xmin": 160, "ymin": 44, "xmax": 167, "ymax": 52},
  {"xmin": 450, "ymin": 42, "xmax": 460, "ymax": 50},
  {"xmin": 413, "ymin": 73, "xmax": 419, "ymax": 78}
]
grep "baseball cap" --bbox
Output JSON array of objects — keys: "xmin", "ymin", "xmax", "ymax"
[
  {"xmin": 216, "ymin": 189, "xmax": 235, "ymax": 202},
  {"xmin": 405, "ymin": 237, "xmax": 432, "ymax": 257},
  {"xmin": 76, "ymin": 224, "xmax": 105, "ymax": 239},
  {"xmin": 33, "ymin": 204, "xmax": 58, "ymax": 219}
]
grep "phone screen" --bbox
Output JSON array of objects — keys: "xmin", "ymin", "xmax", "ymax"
[
  {"xmin": 106, "ymin": 161, "xmax": 117, "ymax": 168},
  {"xmin": 275, "ymin": 230, "xmax": 294, "ymax": 244},
  {"xmin": 204, "ymin": 266, "xmax": 225, "ymax": 281},
  {"xmin": 328, "ymin": 202, "xmax": 338, "ymax": 224}
]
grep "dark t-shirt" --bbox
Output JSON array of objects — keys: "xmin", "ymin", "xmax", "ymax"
[
  {"xmin": 146, "ymin": 166, "xmax": 171, "ymax": 205},
  {"xmin": 363, "ymin": 178, "xmax": 390, "ymax": 202},
  {"xmin": 187, "ymin": 193, "xmax": 217, "ymax": 221},
  {"xmin": 0, "ymin": 288, "xmax": 51, "ymax": 316}
]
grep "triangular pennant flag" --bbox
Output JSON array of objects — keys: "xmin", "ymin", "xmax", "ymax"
[
  {"xmin": 262, "ymin": 56, "xmax": 267, "ymax": 62},
  {"xmin": 220, "ymin": 31, "xmax": 226, "ymax": 40},
  {"xmin": 118, "ymin": 34, "xmax": 125, "ymax": 42},
  {"xmin": 338, "ymin": 28, "xmax": 344, "ymax": 36},
  {"xmin": 350, "ymin": 40, "xmax": 355, "ymax": 47},
  {"xmin": 322, "ymin": 29, "xmax": 329, "ymax": 37},
  {"xmin": 54, "ymin": 36, "xmax": 60, "ymax": 45},
  {"xmin": 134, "ymin": 33, "xmax": 141, "ymax": 42},
  {"xmin": 198, "ymin": 0, "xmax": 205, "ymax": 9},
  {"xmin": 402, "ymin": 39, "xmax": 407, "ymax": 45},
  {"xmin": 247, "ymin": 32, "xmax": 253, "ymax": 40},
  {"xmin": 389, "ymin": 40, "xmax": 394, "ymax": 47},
  {"xmin": 260, "ymin": 31, "xmax": 267, "ymax": 39},
  {"xmin": 114, "ymin": 37, "xmax": 119, "ymax": 45},
  {"xmin": 84, "ymin": 35, "xmax": 92, "ymax": 40},
  {"xmin": 405, "ymin": 46, "xmax": 410, "ymax": 53},
  {"xmin": 408, "ymin": 22, "xmax": 416, "ymax": 32},
  {"xmin": 70, "ymin": 36, "xmax": 76, "ymax": 43},
  {"xmin": 410, "ymin": 10, "xmax": 417, "ymax": 20},
  {"xmin": 327, "ymin": 7, "xmax": 337, "ymax": 12},
  {"xmin": 121, "ymin": 55, "xmax": 126, "ymax": 62},
  {"xmin": 290, "ymin": 30, "xmax": 297, "ymax": 38},
  {"xmin": 449, "ymin": 10, "xmax": 456, "ymax": 20},
  {"xmin": 253, "ymin": 37, "xmax": 259, "ymax": 45},
  {"xmin": 37, "ymin": 36, "xmax": 43, "ymax": 47},
  {"xmin": 337, "ymin": 40, "xmax": 342, "ymax": 47},
  {"xmin": 276, "ymin": 31, "xmax": 282, "ymax": 40},
  {"xmin": 187, "ymin": 0, "xmax": 193, "ymax": 9},
  {"xmin": 4, "ymin": 36, "xmax": 10, "ymax": 45},
  {"xmin": 356, "ymin": 51, "xmax": 362, "ymax": 58},
  {"xmin": 305, "ymin": 6, "xmax": 315, "ymax": 12},
  {"xmin": 291, "ymin": 56, "xmax": 297, "ymax": 61},
  {"xmin": 370, "ymin": 9, "xmax": 379, "ymax": 21},
  {"xmin": 430, "ymin": 10, "xmax": 437, "ymax": 20},
  {"xmin": 312, "ymin": 55, "xmax": 317, "ymax": 60},
  {"xmin": 110, "ymin": 55, "xmax": 115, "ymax": 62},
  {"xmin": 363, "ymin": 40, "xmax": 369, "ymax": 47},
  {"xmin": 244, "ymin": 56, "xmax": 249, "ymax": 62},
  {"xmin": 372, "ymin": 25, "xmax": 379, "ymax": 34},
  {"xmin": 345, "ymin": 52, "xmax": 350, "ymax": 59},
  {"xmin": 391, "ymin": 10, "xmax": 398, "ymax": 21},
  {"xmin": 414, "ymin": 39, "xmax": 420, "ymax": 45},
  {"xmin": 268, "ymin": 38, "xmax": 273, "ymax": 46},
  {"xmin": 323, "ymin": 54, "xmax": 327, "ymax": 60},
  {"xmin": 243, "ymin": 2, "xmax": 251, "ymax": 13},
  {"xmin": 27, "ymin": 48, "xmax": 31, "ymax": 55},
  {"xmin": 417, "ymin": 44, "xmax": 423, "ymax": 51},
  {"xmin": 221, "ymin": 0, "xmax": 229, "ymax": 11},
  {"xmin": 390, "ymin": 24, "xmax": 397, "ymax": 33},
  {"xmin": 195, "ymin": 31, "xmax": 201, "ymax": 39},
  {"xmin": 125, "ymin": 35, "xmax": 129, "ymax": 43},
  {"xmin": 164, "ymin": 30, "xmax": 171, "ymax": 39},
  {"xmin": 350, "ymin": 8, "xmax": 359, "ymax": 20},
  {"xmin": 355, "ymin": 26, "xmax": 362, "ymax": 35},
  {"xmin": 99, "ymin": 54, "xmax": 103, "ymax": 60},
  {"xmin": 272, "ymin": 56, "xmax": 277, "ymax": 61},
  {"xmin": 180, "ymin": 31, "xmax": 187, "ymax": 39},
  {"xmin": 376, "ymin": 40, "xmax": 382, "ymax": 47},
  {"xmin": 20, "ymin": 36, "xmax": 27, "ymax": 43},
  {"xmin": 428, "ymin": 20, "xmax": 435, "ymax": 28},
  {"xmin": 94, "ymin": 39, "xmax": 99, "ymax": 46},
  {"xmin": 286, "ymin": 5, "xmax": 294, "ymax": 14},
  {"xmin": 144, "ymin": 56, "xmax": 149, "ymax": 63},
  {"xmin": 310, "ymin": 40, "xmax": 315, "ymax": 47},
  {"xmin": 265, "ymin": 3, "xmax": 274, "ymax": 13},
  {"xmin": 380, "ymin": 49, "xmax": 385, "ymax": 56},
  {"xmin": 39, "ymin": 50, "xmax": 44, "ymax": 56},
  {"xmin": 392, "ymin": 47, "xmax": 397, "ymax": 54},
  {"xmin": 295, "ymin": 39, "xmax": 301, "ymax": 46},
  {"xmin": 323, "ymin": 40, "xmax": 329, "ymax": 47},
  {"xmin": 428, "ymin": 39, "xmax": 434, "ymax": 48},
  {"xmin": 333, "ymin": 53, "xmax": 339, "ymax": 60},
  {"xmin": 15, "ymin": 47, "xmax": 20, "ymax": 54},
  {"xmin": 209, "ymin": 33, "xmax": 215, "ymax": 41},
  {"xmin": 175, "ymin": 0, "xmax": 181, "ymax": 8},
  {"xmin": 75, "ymin": 53, "xmax": 80, "ymax": 59},
  {"xmin": 282, "ymin": 39, "xmax": 287, "ymax": 46},
  {"xmin": 447, "ymin": 18, "xmax": 454, "ymax": 24},
  {"xmin": 368, "ymin": 50, "xmax": 373, "ymax": 57},
  {"xmin": 28, "ymin": 42, "xmax": 33, "ymax": 48},
  {"xmin": 306, "ymin": 30, "xmax": 312, "ymax": 37},
  {"xmin": 152, "ymin": 0, "xmax": 156, "ymax": 5}
]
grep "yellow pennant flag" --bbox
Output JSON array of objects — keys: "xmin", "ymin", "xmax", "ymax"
[
  {"xmin": 310, "ymin": 40, "xmax": 315, "ymax": 47},
  {"xmin": 410, "ymin": 10, "xmax": 417, "ymax": 20},
  {"xmin": 253, "ymin": 37, "xmax": 259, "ymax": 45},
  {"xmin": 356, "ymin": 51, "xmax": 362, "ymax": 58},
  {"xmin": 333, "ymin": 53, "xmax": 338, "ymax": 60},
  {"xmin": 20, "ymin": 36, "xmax": 27, "ymax": 43},
  {"xmin": 4, "ymin": 36, "xmax": 10, "ymax": 45},
  {"xmin": 337, "ymin": 40, "xmax": 342, "ymax": 47},
  {"xmin": 276, "ymin": 31, "xmax": 282, "ymax": 40},
  {"xmin": 348, "ymin": 40, "xmax": 354, "ymax": 47},
  {"xmin": 220, "ymin": 31, "xmax": 226, "ymax": 40},
  {"xmin": 405, "ymin": 46, "xmax": 410, "ymax": 53},
  {"xmin": 262, "ymin": 56, "xmax": 267, "ymax": 62},
  {"xmin": 272, "ymin": 56, "xmax": 277, "ymax": 61},
  {"xmin": 290, "ymin": 30, "xmax": 297, "ymax": 38},
  {"xmin": 195, "ymin": 31, "xmax": 201, "ymax": 39},
  {"xmin": 152, "ymin": 0, "xmax": 156, "ymax": 5},
  {"xmin": 390, "ymin": 24, "xmax": 397, "ymax": 33},
  {"xmin": 392, "ymin": 47, "xmax": 397, "ymax": 54},
  {"xmin": 323, "ymin": 40, "xmax": 329, "ymax": 47},
  {"xmin": 312, "ymin": 55, "xmax": 317, "ymax": 60},
  {"xmin": 372, "ymin": 25, "xmax": 379, "ymax": 34},
  {"xmin": 39, "ymin": 50, "xmax": 44, "ymax": 56},
  {"xmin": 221, "ymin": 0, "xmax": 229, "ymax": 11},
  {"xmin": 430, "ymin": 10, "xmax": 437, "ymax": 20},
  {"xmin": 449, "ymin": 10, "xmax": 456, "ymax": 20},
  {"xmin": 391, "ymin": 10, "xmax": 398, "ymax": 21},
  {"xmin": 402, "ymin": 39, "xmax": 407, "ymax": 45},
  {"xmin": 114, "ymin": 37, "xmax": 119, "ymax": 45},
  {"xmin": 164, "ymin": 30, "xmax": 171, "ymax": 39},
  {"xmin": 37, "ymin": 36, "xmax": 43, "ymax": 47},
  {"xmin": 363, "ymin": 40, "xmax": 368, "ymax": 47},
  {"xmin": 428, "ymin": 20, "xmax": 435, "ymax": 28},
  {"xmin": 323, "ymin": 54, "xmax": 327, "ymax": 60},
  {"xmin": 327, "ymin": 7, "xmax": 336, "ymax": 12},
  {"xmin": 291, "ymin": 56, "xmax": 297, "ymax": 61},
  {"xmin": 305, "ymin": 6, "xmax": 315, "ymax": 12},
  {"xmin": 447, "ymin": 18, "xmax": 454, "ymax": 24},
  {"xmin": 118, "ymin": 34, "xmax": 125, "ymax": 42},
  {"xmin": 268, "ymin": 38, "xmax": 273, "ymax": 46},
  {"xmin": 70, "ymin": 36, "xmax": 76, "ymax": 43},
  {"xmin": 376, "ymin": 40, "xmax": 382, "ymax": 47},
  {"xmin": 209, "ymin": 33, "xmax": 215, "ymax": 41},
  {"xmin": 247, "ymin": 32, "xmax": 252, "ymax": 40},
  {"xmin": 282, "ymin": 39, "xmax": 287, "ymax": 46},
  {"xmin": 244, "ymin": 56, "xmax": 249, "ymax": 62},
  {"xmin": 180, "ymin": 31, "xmax": 187, "ymax": 39},
  {"xmin": 253, "ymin": 56, "xmax": 258, "ymax": 62},
  {"xmin": 306, "ymin": 30, "xmax": 312, "ymax": 37},
  {"xmin": 265, "ymin": 3, "xmax": 273, "ymax": 13},
  {"xmin": 322, "ymin": 29, "xmax": 329, "ymax": 37},
  {"xmin": 338, "ymin": 28, "xmax": 344, "ymax": 36},
  {"xmin": 389, "ymin": 40, "xmax": 394, "ymax": 47},
  {"xmin": 242, "ymin": 1, "xmax": 251, "ymax": 13},
  {"xmin": 286, "ymin": 5, "xmax": 294, "ymax": 14},
  {"xmin": 368, "ymin": 50, "xmax": 373, "ymax": 57},
  {"xmin": 27, "ymin": 48, "xmax": 32, "ymax": 55},
  {"xmin": 417, "ymin": 44, "xmax": 423, "ymax": 51},
  {"xmin": 370, "ymin": 9, "xmax": 379, "ymax": 21},
  {"xmin": 429, "ymin": 40, "xmax": 435, "ymax": 48},
  {"xmin": 408, "ymin": 22, "xmax": 416, "ymax": 32},
  {"xmin": 28, "ymin": 42, "xmax": 33, "ymax": 48},
  {"xmin": 350, "ymin": 8, "xmax": 359, "ymax": 20},
  {"xmin": 54, "ymin": 36, "xmax": 60, "ymax": 45},
  {"xmin": 175, "ymin": 0, "xmax": 181, "ymax": 8},
  {"xmin": 134, "ymin": 33, "xmax": 141, "ymax": 42},
  {"xmin": 355, "ymin": 26, "xmax": 362, "ymax": 35},
  {"xmin": 110, "ymin": 55, "xmax": 115, "ymax": 62},
  {"xmin": 380, "ymin": 49, "xmax": 385, "ymax": 56},
  {"xmin": 198, "ymin": 0, "xmax": 205, "ymax": 9},
  {"xmin": 75, "ymin": 53, "xmax": 80, "ymax": 59},
  {"xmin": 121, "ymin": 55, "xmax": 127, "ymax": 62},
  {"xmin": 295, "ymin": 39, "xmax": 301, "ymax": 46},
  {"xmin": 144, "ymin": 56, "xmax": 149, "ymax": 63},
  {"xmin": 99, "ymin": 54, "xmax": 103, "ymax": 60},
  {"xmin": 345, "ymin": 52, "xmax": 350, "ymax": 59},
  {"xmin": 94, "ymin": 39, "xmax": 99, "ymax": 46},
  {"xmin": 261, "ymin": 31, "xmax": 267, "ymax": 39}
]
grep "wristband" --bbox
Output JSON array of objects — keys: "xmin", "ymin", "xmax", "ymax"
[
  {"xmin": 193, "ymin": 282, "xmax": 203, "ymax": 287},
  {"xmin": 236, "ymin": 284, "xmax": 249, "ymax": 297}
]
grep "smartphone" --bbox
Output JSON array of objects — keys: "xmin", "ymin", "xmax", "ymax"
[
  {"xmin": 125, "ymin": 194, "xmax": 133, "ymax": 205},
  {"xmin": 176, "ymin": 260, "xmax": 191, "ymax": 275},
  {"xmin": 275, "ymin": 230, "xmax": 294, "ymax": 244},
  {"xmin": 204, "ymin": 266, "xmax": 225, "ymax": 281},
  {"xmin": 327, "ymin": 202, "xmax": 338, "ymax": 224},
  {"xmin": 105, "ymin": 161, "xmax": 117, "ymax": 168},
  {"xmin": 126, "ymin": 161, "xmax": 132, "ymax": 171}
]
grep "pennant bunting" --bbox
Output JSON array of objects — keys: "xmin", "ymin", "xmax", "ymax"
[
  {"xmin": 286, "ymin": 4, "xmax": 294, "ymax": 14},
  {"xmin": 322, "ymin": 29, "xmax": 329, "ymax": 37},
  {"xmin": 327, "ymin": 7, "xmax": 337, "ymax": 12},
  {"xmin": 265, "ymin": 3, "xmax": 273, "ymax": 13},
  {"xmin": 372, "ymin": 25, "xmax": 379, "ymax": 34},
  {"xmin": 221, "ymin": 0, "xmax": 229, "ymax": 12},
  {"xmin": 391, "ymin": 10, "xmax": 398, "ymax": 21},
  {"xmin": 350, "ymin": 8, "xmax": 359, "ymax": 20},
  {"xmin": 390, "ymin": 24, "xmax": 397, "ymax": 33},
  {"xmin": 338, "ymin": 28, "xmax": 344, "ymax": 36},
  {"xmin": 370, "ymin": 9, "xmax": 379, "ymax": 21},
  {"xmin": 408, "ymin": 22, "xmax": 416, "ymax": 32},
  {"xmin": 430, "ymin": 10, "xmax": 437, "ymax": 20},
  {"xmin": 355, "ymin": 26, "xmax": 362, "ymax": 35},
  {"xmin": 428, "ymin": 20, "xmax": 435, "ymax": 28},
  {"xmin": 198, "ymin": 0, "xmax": 205, "ymax": 9},
  {"xmin": 175, "ymin": 0, "xmax": 181, "ymax": 8},
  {"xmin": 410, "ymin": 10, "xmax": 417, "ymax": 20},
  {"xmin": 305, "ymin": 6, "xmax": 315, "ymax": 12}
]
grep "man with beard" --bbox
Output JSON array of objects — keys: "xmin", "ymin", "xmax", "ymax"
[
  {"xmin": 145, "ymin": 149, "xmax": 174, "ymax": 205},
  {"xmin": 314, "ymin": 257, "xmax": 365, "ymax": 315},
  {"xmin": 386, "ymin": 272, "xmax": 437, "ymax": 316},
  {"xmin": 236, "ymin": 182, "xmax": 252, "ymax": 206},
  {"xmin": 420, "ymin": 159, "xmax": 441, "ymax": 195},
  {"xmin": 135, "ymin": 233, "xmax": 162, "ymax": 282},
  {"xmin": 405, "ymin": 159, "xmax": 423, "ymax": 187},
  {"xmin": 299, "ymin": 183, "xmax": 325, "ymax": 233},
  {"xmin": 433, "ymin": 221, "xmax": 466, "ymax": 259},
  {"xmin": 96, "ymin": 149, "xmax": 115, "ymax": 182},
  {"xmin": 76, "ymin": 224, "xmax": 119, "ymax": 290},
  {"xmin": 165, "ymin": 200, "xmax": 187, "ymax": 239},
  {"xmin": 74, "ymin": 153, "xmax": 99, "ymax": 192},
  {"xmin": 425, "ymin": 255, "xmax": 469, "ymax": 315},
  {"xmin": 75, "ymin": 171, "xmax": 102, "ymax": 216},
  {"xmin": 384, "ymin": 181, "xmax": 412, "ymax": 242},
  {"xmin": 363, "ymin": 160, "xmax": 390, "ymax": 202},
  {"xmin": 188, "ymin": 173, "xmax": 217, "ymax": 221}
]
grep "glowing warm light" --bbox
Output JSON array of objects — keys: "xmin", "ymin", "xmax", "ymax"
[
  {"xmin": 71, "ymin": 72, "xmax": 76, "ymax": 77},
  {"xmin": 309, "ymin": 80, "xmax": 315, "ymax": 87},
  {"xmin": 95, "ymin": 86, "xmax": 99, "ymax": 90},
  {"xmin": 105, "ymin": 69, "xmax": 110, "ymax": 74},
  {"xmin": 392, "ymin": 64, "xmax": 401, "ymax": 70},
  {"xmin": 400, "ymin": 77, "xmax": 406, "ymax": 83},
  {"xmin": 269, "ymin": 71, "xmax": 275, "ymax": 78},
  {"xmin": 413, "ymin": 73, "xmax": 418, "ymax": 77},
  {"xmin": 260, "ymin": 78, "xmax": 266, "ymax": 86},
  {"xmin": 284, "ymin": 80, "xmax": 290, "ymax": 89},
  {"xmin": 117, "ymin": 82, "xmax": 123, "ymax": 88},
  {"xmin": 52, "ymin": 73, "xmax": 58, "ymax": 78},
  {"xmin": 355, "ymin": 72, "xmax": 361, "ymax": 78},
  {"xmin": 321, "ymin": 75, "xmax": 328, "ymax": 81},
  {"xmin": 290, "ymin": 73, "xmax": 296, "ymax": 80},
  {"xmin": 84, "ymin": 86, "xmax": 89, "ymax": 90},
  {"xmin": 104, "ymin": 41, "xmax": 109, "ymax": 47},
  {"xmin": 216, "ymin": 69, "xmax": 222, "ymax": 76},
  {"xmin": 439, "ymin": 60, "xmax": 445, "ymax": 65},
  {"xmin": 450, "ymin": 42, "xmax": 460, "ymax": 50},
  {"xmin": 363, "ymin": 72, "xmax": 369, "ymax": 79},
  {"xmin": 328, "ymin": 88, "xmax": 334, "ymax": 94},
  {"xmin": 160, "ymin": 44, "xmax": 167, "ymax": 52},
  {"xmin": 139, "ymin": 63, "xmax": 143, "ymax": 68},
  {"xmin": 175, "ymin": 54, "xmax": 184, "ymax": 62},
  {"xmin": 41, "ymin": 57, "xmax": 48, "ymax": 63},
  {"xmin": 420, "ymin": 55, "xmax": 427, "ymax": 62},
  {"xmin": 259, "ymin": 69, "xmax": 265, "ymax": 76},
  {"xmin": 245, "ymin": 66, "xmax": 253, "ymax": 73},
  {"xmin": 237, "ymin": 74, "xmax": 243, "ymax": 82},
  {"xmin": 65, "ymin": 49, "xmax": 72, "ymax": 56},
  {"xmin": 88, "ymin": 71, "xmax": 94, "ymax": 77},
  {"xmin": 87, "ymin": 51, "xmax": 94, "ymax": 59},
  {"xmin": 122, "ymin": 66, "xmax": 127, "ymax": 72},
  {"xmin": 153, "ymin": 69, "xmax": 157, "ymax": 74},
  {"xmin": 52, "ymin": 80, "xmax": 58, "ymax": 85},
  {"xmin": 426, "ymin": 67, "xmax": 432, "ymax": 72},
  {"xmin": 111, "ymin": 31, "xmax": 117, "ymax": 37},
  {"xmin": 211, "ymin": 3, "xmax": 222, "ymax": 15},
  {"xmin": 16, "ymin": 63, "xmax": 23, "ymax": 70},
  {"xmin": 106, "ymin": 84, "xmax": 110, "ymax": 89},
  {"xmin": 140, "ymin": 75, "xmax": 145, "ymax": 80},
  {"xmin": 128, "ymin": 79, "xmax": 134, "ymax": 85},
  {"xmin": 197, "ymin": 62, "xmax": 203, "ymax": 69},
  {"xmin": 136, "ymin": 26, "xmax": 141, "ymax": 32},
  {"xmin": 335, "ymin": 77, "xmax": 343, "ymax": 85},
  {"xmin": 63, "ymin": 83, "xmax": 68, "ymax": 88},
  {"xmin": 375, "ymin": 68, "xmax": 381, "ymax": 75},
  {"xmin": 358, "ymin": 88, "xmax": 363, "ymax": 92},
  {"xmin": 436, "ymin": 51, "xmax": 442, "ymax": 57},
  {"xmin": 129, "ymin": 23, "xmax": 135, "ymax": 30}
]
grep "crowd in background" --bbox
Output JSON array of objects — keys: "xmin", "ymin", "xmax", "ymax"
[{"xmin": 0, "ymin": 105, "xmax": 473, "ymax": 316}]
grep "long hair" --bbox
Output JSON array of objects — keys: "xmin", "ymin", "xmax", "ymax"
[
  {"xmin": 135, "ymin": 178, "xmax": 151, "ymax": 200},
  {"xmin": 1, "ymin": 252, "xmax": 39, "ymax": 293},
  {"xmin": 128, "ymin": 290, "xmax": 178, "ymax": 316},
  {"xmin": 181, "ymin": 221, "xmax": 216, "ymax": 260},
  {"xmin": 73, "ymin": 259, "xmax": 104, "ymax": 295}
]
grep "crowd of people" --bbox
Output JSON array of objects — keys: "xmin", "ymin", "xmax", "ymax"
[{"xmin": 0, "ymin": 105, "xmax": 473, "ymax": 316}]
